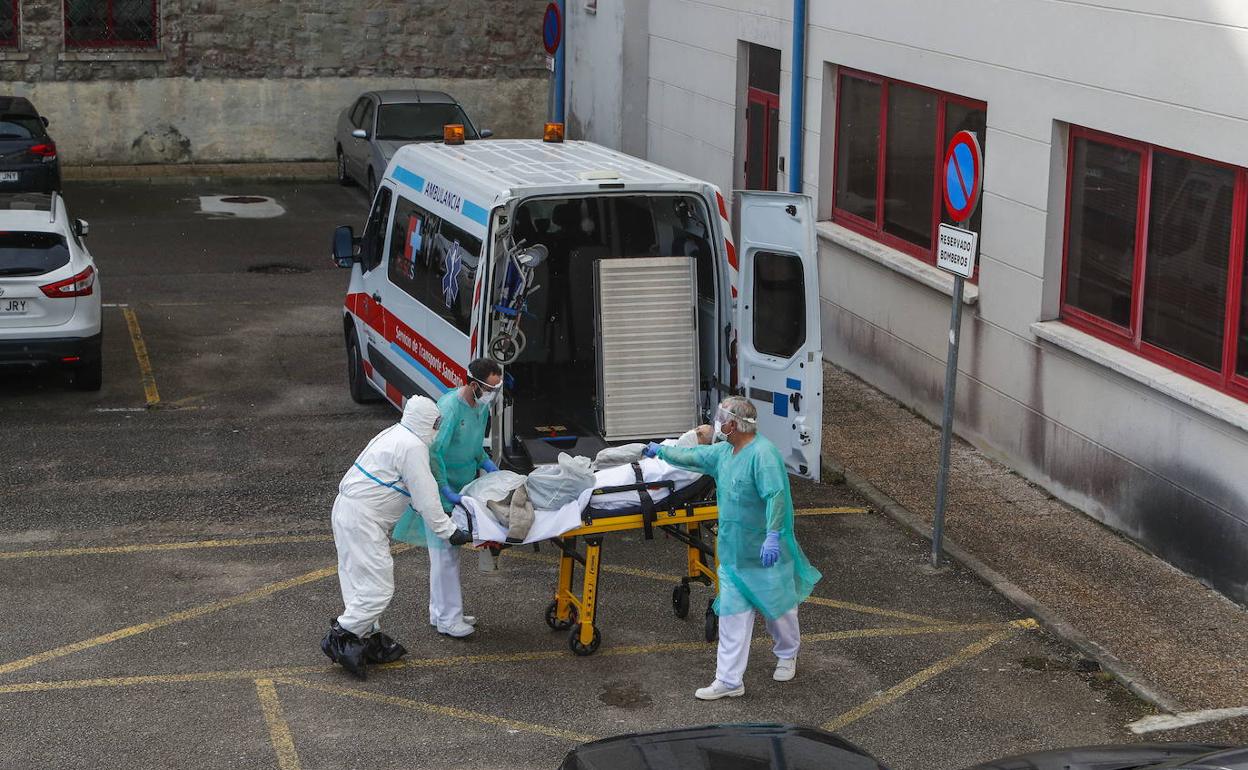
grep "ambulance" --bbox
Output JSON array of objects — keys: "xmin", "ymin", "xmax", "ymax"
[{"xmin": 331, "ymin": 124, "xmax": 823, "ymax": 479}]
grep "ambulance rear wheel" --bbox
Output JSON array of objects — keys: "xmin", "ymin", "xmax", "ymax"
[
  {"xmin": 347, "ymin": 329, "xmax": 381, "ymax": 404},
  {"xmin": 704, "ymin": 600, "xmax": 718, "ymax": 643},
  {"xmin": 672, "ymin": 584, "xmax": 690, "ymax": 619},
  {"xmin": 544, "ymin": 600, "xmax": 576, "ymax": 630},
  {"xmin": 568, "ymin": 624, "xmax": 601, "ymax": 656}
]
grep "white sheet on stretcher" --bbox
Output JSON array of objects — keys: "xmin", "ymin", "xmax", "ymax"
[{"xmin": 454, "ymin": 457, "xmax": 705, "ymax": 545}]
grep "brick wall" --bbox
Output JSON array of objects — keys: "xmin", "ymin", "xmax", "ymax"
[{"xmin": 2, "ymin": 0, "xmax": 552, "ymax": 162}]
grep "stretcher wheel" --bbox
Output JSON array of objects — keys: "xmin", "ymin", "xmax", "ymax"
[
  {"xmin": 704, "ymin": 600, "xmax": 718, "ymax": 643},
  {"xmin": 672, "ymin": 584, "xmax": 690, "ymax": 619},
  {"xmin": 544, "ymin": 600, "xmax": 576, "ymax": 630},
  {"xmin": 568, "ymin": 624, "xmax": 601, "ymax": 656}
]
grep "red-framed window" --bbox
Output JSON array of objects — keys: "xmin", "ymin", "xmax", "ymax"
[
  {"xmin": 0, "ymin": 1, "xmax": 19, "ymax": 48},
  {"xmin": 745, "ymin": 87, "xmax": 780, "ymax": 191},
  {"xmin": 831, "ymin": 68, "xmax": 987, "ymax": 271},
  {"xmin": 64, "ymin": 0, "xmax": 158, "ymax": 49},
  {"xmin": 1061, "ymin": 126, "xmax": 1248, "ymax": 401}
]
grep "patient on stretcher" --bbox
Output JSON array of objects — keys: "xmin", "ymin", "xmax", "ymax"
[{"xmin": 458, "ymin": 426, "xmax": 713, "ymax": 545}]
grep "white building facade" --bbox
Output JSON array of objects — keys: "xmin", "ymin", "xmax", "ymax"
[{"xmin": 566, "ymin": 0, "xmax": 1248, "ymax": 605}]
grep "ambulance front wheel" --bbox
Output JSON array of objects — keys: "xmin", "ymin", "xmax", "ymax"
[
  {"xmin": 568, "ymin": 624, "xmax": 601, "ymax": 656},
  {"xmin": 544, "ymin": 600, "xmax": 576, "ymax": 630},
  {"xmin": 347, "ymin": 329, "xmax": 381, "ymax": 404},
  {"xmin": 672, "ymin": 584, "xmax": 690, "ymax": 619}
]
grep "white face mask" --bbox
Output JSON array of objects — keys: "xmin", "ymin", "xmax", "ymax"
[
  {"xmin": 712, "ymin": 420, "xmax": 729, "ymax": 443},
  {"xmin": 477, "ymin": 387, "xmax": 497, "ymax": 406}
]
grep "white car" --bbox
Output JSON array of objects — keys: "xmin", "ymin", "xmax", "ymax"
[{"xmin": 0, "ymin": 192, "xmax": 101, "ymax": 390}]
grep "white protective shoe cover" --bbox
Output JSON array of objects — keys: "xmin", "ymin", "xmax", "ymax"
[
  {"xmin": 430, "ymin": 614, "xmax": 476, "ymax": 627},
  {"xmin": 437, "ymin": 619, "xmax": 476, "ymax": 638},
  {"xmin": 694, "ymin": 681, "xmax": 745, "ymax": 700},
  {"xmin": 774, "ymin": 657, "xmax": 797, "ymax": 682}
]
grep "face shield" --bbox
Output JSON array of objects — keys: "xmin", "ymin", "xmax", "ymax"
[{"xmin": 713, "ymin": 404, "xmax": 757, "ymax": 441}]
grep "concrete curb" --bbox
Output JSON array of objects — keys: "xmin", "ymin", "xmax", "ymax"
[
  {"xmin": 62, "ymin": 162, "xmax": 336, "ymax": 184},
  {"xmin": 826, "ymin": 458, "xmax": 1184, "ymax": 714}
]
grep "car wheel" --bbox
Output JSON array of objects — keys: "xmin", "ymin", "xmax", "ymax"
[
  {"xmin": 336, "ymin": 147, "xmax": 353, "ymax": 187},
  {"xmin": 347, "ymin": 328, "xmax": 381, "ymax": 404},
  {"xmin": 73, "ymin": 356, "xmax": 102, "ymax": 392},
  {"xmin": 367, "ymin": 168, "xmax": 377, "ymax": 200}
]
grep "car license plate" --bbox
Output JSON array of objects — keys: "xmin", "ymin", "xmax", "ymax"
[
  {"xmin": 0, "ymin": 172, "xmax": 18, "ymax": 182},
  {"xmin": 1, "ymin": 299, "xmax": 28, "ymax": 313}
]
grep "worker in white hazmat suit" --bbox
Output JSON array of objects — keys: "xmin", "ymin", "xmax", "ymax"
[{"xmin": 321, "ymin": 396, "xmax": 472, "ymax": 680}]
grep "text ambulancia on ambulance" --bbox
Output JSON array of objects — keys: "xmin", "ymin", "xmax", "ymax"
[{"xmin": 331, "ymin": 123, "xmax": 824, "ymax": 479}]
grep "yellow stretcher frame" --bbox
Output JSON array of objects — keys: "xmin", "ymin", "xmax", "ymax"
[{"xmin": 542, "ymin": 500, "xmax": 720, "ymax": 655}]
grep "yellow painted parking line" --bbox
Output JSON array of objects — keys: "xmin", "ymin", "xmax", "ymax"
[
  {"xmin": 122, "ymin": 307, "xmax": 160, "ymax": 407},
  {"xmin": 503, "ymin": 549, "xmax": 954, "ymax": 626},
  {"xmin": 822, "ymin": 624, "xmax": 1023, "ymax": 732},
  {"xmin": 0, "ymin": 563, "xmax": 338, "ymax": 677},
  {"xmin": 0, "ymin": 544, "xmax": 418, "ymax": 679},
  {"xmin": 0, "ymin": 534, "xmax": 334, "ymax": 561},
  {"xmin": 795, "ymin": 507, "xmax": 871, "ymax": 517},
  {"xmin": 0, "ymin": 619, "xmax": 1032, "ymax": 695},
  {"xmin": 275, "ymin": 677, "xmax": 597, "ymax": 744},
  {"xmin": 256, "ymin": 679, "xmax": 303, "ymax": 770}
]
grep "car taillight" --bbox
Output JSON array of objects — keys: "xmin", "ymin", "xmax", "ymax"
[
  {"xmin": 40, "ymin": 265, "xmax": 95, "ymax": 298},
  {"xmin": 29, "ymin": 142, "xmax": 57, "ymax": 162}
]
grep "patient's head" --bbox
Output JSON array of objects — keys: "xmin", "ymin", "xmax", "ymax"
[{"xmin": 695, "ymin": 424, "xmax": 713, "ymax": 445}]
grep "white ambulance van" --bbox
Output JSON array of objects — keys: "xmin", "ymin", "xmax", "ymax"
[{"xmin": 331, "ymin": 129, "xmax": 823, "ymax": 479}]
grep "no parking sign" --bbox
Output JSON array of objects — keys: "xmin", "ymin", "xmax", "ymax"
[{"xmin": 936, "ymin": 131, "xmax": 983, "ymax": 279}]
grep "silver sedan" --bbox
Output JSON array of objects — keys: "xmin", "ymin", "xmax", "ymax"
[{"xmin": 334, "ymin": 90, "xmax": 490, "ymax": 198}]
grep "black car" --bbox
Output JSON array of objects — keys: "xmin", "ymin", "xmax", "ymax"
[
  {"xmin": 559, "ymin": 724, "xmax": 890, "ymax": 770},
  {"xmin": 0, "ymin": 97, "xmax": 60, "ymax": 194},
  {"xmin": 559, "ymin": 725, "xmax": 1248, "ymax": 770}
]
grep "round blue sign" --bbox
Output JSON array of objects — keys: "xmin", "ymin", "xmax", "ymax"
[
  {"xmin": 942, "ymin": 131, "xmax": 983, "ymax": 223},
  {"xmin": 543, "ymin": 3, "xmax": 562, "ymax": 55}
]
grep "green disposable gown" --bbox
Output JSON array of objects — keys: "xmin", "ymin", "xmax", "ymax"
[
  {"xmin": 658, "ymin": 435, "xmax": 821, "ymax": 619},
  {"xmin": 392, "ymin": 388, "xmax": 489, "ymax": 549}
]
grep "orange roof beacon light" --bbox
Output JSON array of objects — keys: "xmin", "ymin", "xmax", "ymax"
[
  {"xmin": 443, "ymin": 124, "xmax": 466, "ymax": 145},
  {"xmin": 543, "ymin": 122, "xmax": 565, "ymax": 143}
]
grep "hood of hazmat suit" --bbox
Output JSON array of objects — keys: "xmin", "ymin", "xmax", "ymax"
[
  {"xmin": 656, "ymin": 435, "xmax": 822, "ymax": 620},
  {"xmin": 401, "ymin": 395, "xmax": 442, "ymax": 446}
]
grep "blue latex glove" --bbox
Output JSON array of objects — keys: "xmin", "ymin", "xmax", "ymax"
[
  {"xmin": 481, "ymin": 457, "xmax": 500, "ymax": 474},
  {"xmin": 760, "ymin": 531, "xmax": 781, "ymax": 568},
  {"xmin": 642, "ymin": 442, "xmax": 662, "ymax": 459},
  {"xmin": 441, "ymin": 484, "xmax": 463, "ymax": 506}
]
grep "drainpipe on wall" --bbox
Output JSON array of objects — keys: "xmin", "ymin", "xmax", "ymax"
[
  {"xmin": 788, "ymin": 0, "xmax": 807, "ymax": 193},
  {"xmin": 554, "ymin": 0, "xmax": 567, "ymax": 124}
]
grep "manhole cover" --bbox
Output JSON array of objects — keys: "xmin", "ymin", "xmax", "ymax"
[
  {"xmin": 221, "ymin": 196, "xmax": 268, "ymax": 204},
  {"xmin": 247, "ymin": 263, "xmax": 310, "ymax": 275}
]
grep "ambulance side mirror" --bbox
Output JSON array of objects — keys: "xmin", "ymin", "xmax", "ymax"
[
  {"xmin": 332, "ymin": 225, "xmax": 358, "ymax": 268},
  {"xmin": 479, "ymin": 128, "xmax": 494, "ymax": 139}
]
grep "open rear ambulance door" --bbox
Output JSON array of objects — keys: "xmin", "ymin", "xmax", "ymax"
[{"xmin": 732, "ymin": 191, "xmax": 822, "ymax": 480}]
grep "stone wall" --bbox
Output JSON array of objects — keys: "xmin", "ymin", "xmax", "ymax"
[{"xmin": 2, "ymin": 0, "xmax": 551, "ymax": 163}]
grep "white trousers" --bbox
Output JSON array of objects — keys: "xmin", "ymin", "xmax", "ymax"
[
  {"xmin": 714, "ymin": 608, "xmax": 800, "ymax": 690},
  {"xmin": 332, "ymin": 495, "xmax": 394, "ymax": 637},
  {"xmin": 427, "ymin": 546, "xmax": 465, "ymax": 627}
]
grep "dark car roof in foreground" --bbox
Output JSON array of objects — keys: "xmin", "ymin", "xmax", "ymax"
[
  {"xmin": 370, "ymin": 90, "xmax": 459, "ymax": 106},
  {"xmin": 963, "ymin": 743, "xmax": 1236, "ymax": 770},
  {"xmin": 560, "ymin": 724, "xmax": 888, "ymax": 770},
  {"xmin": 0, "ymin": 96, "xmax": 38, "ymax": 115}
]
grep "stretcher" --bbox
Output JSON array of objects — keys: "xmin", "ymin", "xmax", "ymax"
[{"xmin": 458, "ymin": 469, "xmax": 720, "ymax": 656}]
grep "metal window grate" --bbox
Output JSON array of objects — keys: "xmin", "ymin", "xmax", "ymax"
[
  {"xmin": 64, "ymin": 0, "xmax": 158, "ymax": 49},
  {"xmin": 0, "ymin": 1, "xmax": 18, "ymax": 48}
]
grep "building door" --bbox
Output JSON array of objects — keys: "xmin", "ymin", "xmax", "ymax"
[{"xmin": 744, "ymin": 44, "xmax": 781, "ymax": 190}]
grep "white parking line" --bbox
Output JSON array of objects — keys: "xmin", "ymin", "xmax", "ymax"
[{"xmin": 1129, "ymin": 706, "xmax": 1248, "ymax": 734}]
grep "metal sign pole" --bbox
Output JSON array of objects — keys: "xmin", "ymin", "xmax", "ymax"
[{"xmin": 931, "ymin": 274, "xmax": 964, "ymax": 567}]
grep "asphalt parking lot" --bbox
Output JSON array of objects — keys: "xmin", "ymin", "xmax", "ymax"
[{"xmin": 0, "ymin": 179, "xmax": 1193, "ymax": 770}]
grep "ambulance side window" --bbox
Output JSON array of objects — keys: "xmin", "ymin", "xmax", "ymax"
[
  {"xmin": 387, "ymin": 197, "xmax": 479, "ymax": 335},
  {"xmin": 359, "ymin": 186, "xmax": 392, "ymax": 273}
]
